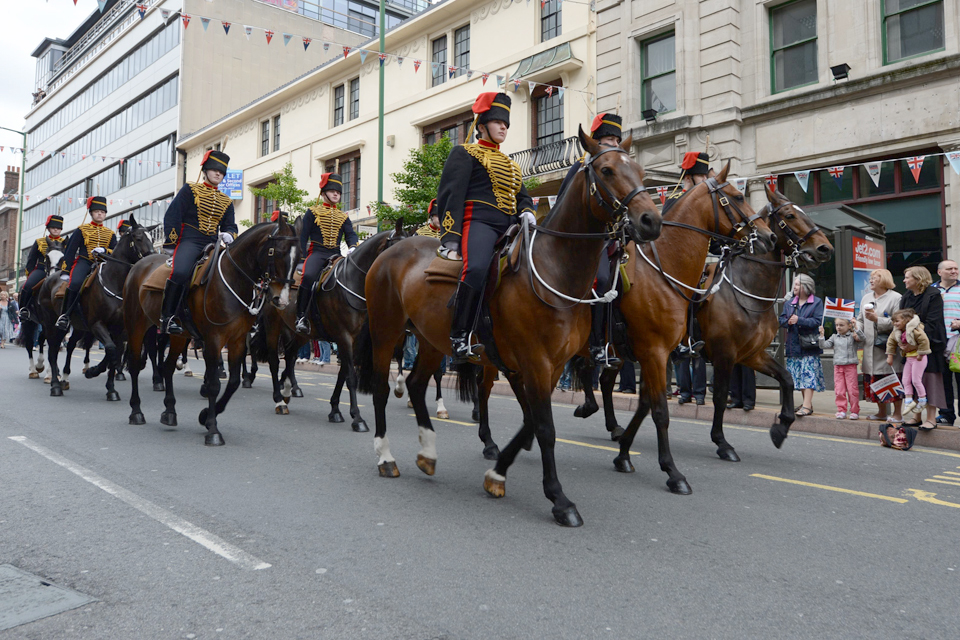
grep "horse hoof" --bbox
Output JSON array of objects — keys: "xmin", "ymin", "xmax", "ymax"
[
  {"xmin": 44, "ymin": 375, "xmax": 51, "ymax": 384},
  {"xmin": 407, "ymin": 399, "xmax": 414, "ymax": 408},
  {"xmin": 205, "ymin": 433, "xmax": 225, "ymax": 446},
  {"xmin": 219, "ymin": 371, "xmax": 227, "ymax": 380},
  {"xmin": 241, "ymin": 379, "xmax": 253, "ymax": 389},
  {"xmin": 292, "ymin": 387, "xmax": 303, "ymax": 398},
  {"xmin": 553, "ymin": 505, "xmax": 584, "ymax": 528},
  {"xmin": 62, "ymin": 381, "xmax": 70, "ymax": 391},
  {"xmin": 129, "ymin": 412, "xmax": 145, "ymax": 425},
  {"xmin": 574, "ymin": 404, "xmax": 598, "ymax": 419},
  {"xmin": 82, "ymin": 366, "xmax": 88, "ymax": 374},
  {"xmin": 667, "ymin": 478, "xmax": 693, "ymax": 495},
  {"xmin": 37, "ymin": 363, "xmax": 45, "ymax": 373},
  {"xmin": 160, "ymin": 411, "xmax": 178, "ymax": 426},
  {"xmin": 770, "ymin": 424, "xmax": 788, "ymax": 449},
  {"xmin": 717, "ymin": 447, "xmax": 741, "ymax": 462},
  {"xmin": 328, "ymin": 410, "xmax": 345, "ymax": 423},
  {"xmin": 84, "ymin": 369, "xmax": 98, "ymax": 379},
  {"xmin": 472, "ymin": 408, "xmax": 480, "ymax": 423},
  {"xmin": 521, "ymin": 434, "xmax": 534, "ymax": 452},
  {"xmin": 283, "ymin": 395, "xmax": 291, "ymax": 405},
  {"xmin": 378, "ymin": 461, "xmax": 400, "ymax": 478},
  {"xmin": 416, "ymin": 454, "xmax": 436, "ymax": 476},
  {"xmin": 393, "ymin": 386, "xmax": 404, "ymax": 398},
  {"xmin": 28, "ymin": 372, "xmax": 39, "ymax": 379},
  {"xmin": 609, "ymin": 426, "xmax": 625, "ymax": 441},
  {"xmin": 482, "ymin": 444, "xmax": 500, "ymax": 461},
  {"xmin": 483, "ymin": 470, "xmax": 505, "ymax": 498},
  {"xmin": 106, "ymin": 391, "xmax": 121, "ymax": 402},
  {"xmin": 153, "ymin": 382, "xmax": 165, "ymax": 392},
  {"xmin": 437, "ymin": 410, "xmax": 449, "ymax": 419},
  {"xmin": 183, "ymin": 370, "xmax": 193, "ymax": 377},
  {"xmin": 115, "ymin": 372, "xmax": 126, "ymax": 382},
  {"xmin": 275, "ymin": 405, "xmax": 289, "ymax": 415},
  {"xmin": 352, "ymin": 419, "xmax": 369, "ymax": 433},
  {"xmin": 613, "ymin": 456, "xmax": 635, "ymax": 473},
  {"xmin": 198, "ymin": 409, "xmax": 209, "ymax": 425},
  {"xmin": 50, "ymin": 386, "xmax": 63, "ymax": 397}
]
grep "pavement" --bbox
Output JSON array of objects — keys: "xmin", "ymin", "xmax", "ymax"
[{"xmin": 296, "ymin": 360, "xmax": 960, "ymax": 452}]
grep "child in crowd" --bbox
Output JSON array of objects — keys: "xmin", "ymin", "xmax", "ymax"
[
  {"xmin": 886, "ymin": 308, "xmax": 931, "ymax": 415},
  {"xmin": 819, "ymin": 318, "xmax": 864, "ymax": 419}
]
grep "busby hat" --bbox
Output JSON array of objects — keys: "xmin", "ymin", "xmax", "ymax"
[
  {"xmin": 87, "ymin": 196, "xmax": 108, "ymax": 212},
  {"xmin": 270, "ymin": 210, "xmax": 289, "ymax": 222},
  {"xmin": 319, "ymin": 173, "xmax": 343, "ymax": 194},
  {"xmin": 45, "ymin": 214, "xmax": 64, "ymax": 229},
  {"xmin": 201, "ymin": 149, "xmax": 230, "ymax": 172},
  {"xmin": 117, "ymin": 218, "xmax": 132, "ymax": 233},
  {"xmin": 590, "ymin": 113, "xmax": 623, "ymax": 142},
  {"xmin": 681, "ymin": 152, "xmax": 710, "ymax": 176},
  {"xmin": 474, "ymin": 92, "xmax": 511, "ymax": 128},
  {"xmin": 427, "ymin": 198, "xmax": 438, "ymax": 218}
]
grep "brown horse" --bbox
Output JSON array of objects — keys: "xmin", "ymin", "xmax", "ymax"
[
  {"xmin": 355, "ymin": 127, "xmax": 663, "ymax": 526},
  {"xmin": 699, "ymin": 187, "xmax": 834, "ymax": 459},
  {"xmin": 123, "ymin": 218, "xmax": 300, "ymax": 445},
  {"xmin": 571, "ymin": 163, "xmax": 778, "ymax": 494}
]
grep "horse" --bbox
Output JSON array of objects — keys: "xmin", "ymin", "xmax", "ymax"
[
  {"xmin": 570, "ymin": 162, "xmax": 778, "ymax": 494},
  {"xmin": 123, "ymin": 218, "xmax": 300, "ymax": 445},
  {"xmin": 698, "ymin": 187, "xmax": 834, "ymax": 459},
  {"xmin": 18, "ymin": 237, "xmax": 65, "ymax": 380},
  {"xmin": 354, "ymin": 127, "xmax": 664, "ymax": 526}
]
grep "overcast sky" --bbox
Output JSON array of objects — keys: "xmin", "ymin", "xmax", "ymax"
[{"xmin": 0, "ymin": 0, "xmax": 101, "ymax": 167}]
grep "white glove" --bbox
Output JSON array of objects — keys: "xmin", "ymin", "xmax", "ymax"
[
  {"xmin": 519, "ymin": 211, "xmax": 536, "ymax": 226},
  {"xmin": 91, "ymin": 247, "xmax": 106, "ymax": 255},
  {"xmin": 163, "ymin": 247, "xmax": 175, "ymax": 256},
  {"xmin": 60, "ymin": 273, "xmax": 69, "ymax": 281},
  {"xmin": 219, "ymin": 232, "xmax": 234, "ymax": 245},
  {"xmin": 347, "ymin": 247, "xmax": 356, "ymax": 254}
]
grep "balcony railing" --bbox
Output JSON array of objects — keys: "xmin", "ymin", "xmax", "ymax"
[{"xmin": 509, "ymin": 136, "xmax": 582, "ymax": 178}]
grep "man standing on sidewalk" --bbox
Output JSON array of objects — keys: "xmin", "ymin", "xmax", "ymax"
[{"xmin": 933, "ymin": 259, "xmax": 960, "ymax": 425}]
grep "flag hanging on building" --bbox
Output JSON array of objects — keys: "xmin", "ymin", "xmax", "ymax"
[
  {"xmin": 283, "ymin": 33, "xmax": 293, "ymax": 46},
  {"xmin": 323, "ymin": 42, "xmax": 330, "ymax": 52},
  {"xmin": 823, "ymin": 297, "xmax": 856, "ymax": 320},
  {"xmin": 222, "ymin": 21, "xmax": 231, "ymax": 35},
  {"xmin": 378, "ymin": 53, "xmax": 386, "ymax": 66},
  {"xmin": 947, "ymin": 151, "xmax": 960, "ymax": 177},
  {"xmin": 865, "ymin": 162, "xmax": 882, "ymax": 187},
  {"xmin": 765, "ymin": 175, "xmax": 777, "ymax": 191},
  {"xmin": 343, "ymin": 46, "xmax": 351, "ymax": 59},
  {"xmin": 136, "ymin": 4, "xmax": 147, "ymax": 19},
  {"xmin": 828, "ymin": 166, "xmax": 844, "ymax": 189},
  {"xmin": 413, "ymin": 59, "xmax": 421, "ymax": 72},
  {"xmin": 244, "ymin": 25, "xmax": 253, "ymax": 40},
  {"xmin": 906, "ymin": 156, "xmax": 925, "ymax": 183},
  {"xmin": 795, "ymin": 171, "xmax": 810, "ymax": 193},
  {"xmin": 528, "ymin": 81, "xmax": 535, "ymax": 93},
  {"xmin": 302, "ymin": 37, "xmax": 311, "ymax": 51},
  {"xmin": 160, "ymin": 8, "xmax": 170, "ymax": 20},
  {"xmin": 181, "ymin": 14, "xmax": 191, "ymax": 29},
  {"xmin": 733, "ymin": 178, "xmax": 747, "ymax": 194},
  {"xmin": 396, "ymin": 57, "xmax": 404, "ymax": 67},
  {"xmin": 200, "ymin": 17, "xmax": 211, "ymax": 31},
  {"xmin": 265, "ymin": 30, "xmax": 274, "ymax": 44},
  {"xmin": 481, "ymin": 72, "xmax": 489, "ymax": 85},
  {"xmin": 656, "ymin": 185, "xmax": 669, "ymax": 204},
  {"xmin": 870, "ymin": 373, "xmax": 905, "ymax": 403},
  {"xmin": 531, "ymin": 197, "xmax": 540, "ymax": 207},
  {"xmin": 558, "ymin": 87, "xmax": 565, "ymax": 99}
]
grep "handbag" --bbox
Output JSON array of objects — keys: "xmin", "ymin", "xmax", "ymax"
[
  {"xmin": 798, "ymin": 331, "xmax": 819, "ymax": 349},
  {"xmin": 950, "ymin": 335, "xmax": 960, "ymax": 373},
  {"xmin": 873, "ymin": 322, "xmax": 890, "ymax": 348}
]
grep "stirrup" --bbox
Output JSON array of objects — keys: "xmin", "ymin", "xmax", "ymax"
[
  {"xmin": 19, "ymin": 308, "xmax": 30, "ymax": 323},
  {"xmin": 451, "ymin": 332, "xmax": 483, "ymax": 364},
  {"xmin": 591, "ymin": 344, "xmax": 621, "ymax": 369},
  {"xmin": 161, "ymin": 317, "xmax": 183, "ymax": 335},
  {"xmin": 55, "ymin": 314, "xmax": 70, "ymax": 330},
  {"xmin": 295, "ymin": 316, "xmax": 311, "ymax": 335}
]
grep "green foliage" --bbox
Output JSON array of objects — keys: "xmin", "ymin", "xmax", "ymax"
[
  {"xmin": 248, "ymin": 162, "xmax": 310, "ymax": 221},
  {"xmin": 374, "ymin": 136, "xmax": 454, "ymax": 230}
]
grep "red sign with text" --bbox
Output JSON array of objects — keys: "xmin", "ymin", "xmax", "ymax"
[{"xmin": 852, "ymin": 236, "xmax": 884, "ymax": 270}]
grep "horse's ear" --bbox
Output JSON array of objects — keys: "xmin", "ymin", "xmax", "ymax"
[
  {"xmin": 620, "ymin": 134, "xmax": 633, "ymax": 152},
  {"xmin": 146, "ymin": 223, "xmax": 160, "ymax": 232},
  {"xmin": 277, "ymin": 213, "xmax": 290, "ymax": 234},
  {"xmin": 765, "ymin": 184, "xmax": 779, "ymax": 203},
  {"xmin": 717, "ymin": 160, "xmax": 731, "ymax": 183},
  {"xmin": 128, "ymin": 213, "xmax": 138, "ymax": 228},
  {"xmin": 394, "ymin": 217, "xmax": 404, "ymax": 236},
  {"xmin": 579, "ymin": 125, "xmax": 599, "ymax": 157}
]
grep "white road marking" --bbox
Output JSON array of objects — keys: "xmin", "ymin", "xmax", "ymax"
[{"xmin": 8, "ymin": 436, "xmax": 270, "ymax": 571}]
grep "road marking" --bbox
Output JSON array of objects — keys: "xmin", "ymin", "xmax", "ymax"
[
  {"xmin": 408, "ymin": 413, "xmax": 474, "ymax": 427},
  {"xmin": 750, "ymin": 473, "xmax": 908, "ymax": 503},
  {"xmin": 941, "ymin": 470, "xmax": 960, "ymax": 476},
  {"xmin": 8, "ymin": 436, "xmax": 271, "ymax": 571},
  {"xmin": 905, "ymin": 489, "xmax": 960, "ymax": 508},
  {"xmin": 925, "ymin": 478, "xmax": 960, "ymax": 487}
]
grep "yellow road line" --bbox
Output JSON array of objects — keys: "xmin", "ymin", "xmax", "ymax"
[
  {"xmin": 408, "ymin": 414, "xmax": 474, "ymax": 427},
  {"xmin": 925, "ymin": 478, "xmax": 960, "ymax": 487},
  {"xmin": 905, "ymin": 489, "xmax": 960, "ymax": 508},
  {"xmin": 556, "ymin": 438, "xmax": 640, "ymax": 456},
  {"xmin": 941, "ymin": 470, "xmax": 960, "ymax": 476},
  {"xmin": 750, "ymin": 473, "xmax": 908, "ymax": 503}
]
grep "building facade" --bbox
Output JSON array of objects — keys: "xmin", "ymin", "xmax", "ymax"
[
  {"xmin": 178, "ymin": 0, "xmax": 596, "ymax": 230},
  {"xmin": 0, "ymin": 167, "xmax": 20, "ymax": 291},
  {"xmin": 597, "ymin": 0, "xmax": 960, "ymax": 285}
]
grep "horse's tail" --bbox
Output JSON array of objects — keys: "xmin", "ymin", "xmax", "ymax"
[
  {"xmin": 16, "ymin": 320, "xmax": 35, "ymax": 347},
  {"xmin": 354, "ymin": 319, "xmax": 376, "ymax": 395},
  {"xmin": 570, "ymin": 355, "xmax": 588, "ymax": 392},
  {"xmin": 248, "ymin": 321, "xmax": 270, "ymax": 364},
  {"xmin": 452, "ymin": 362, "xmax": 479, "ymax": 404}
]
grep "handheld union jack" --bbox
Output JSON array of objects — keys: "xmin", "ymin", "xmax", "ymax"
[
  {"xmin": 870, "ymin": 373, "xmax": 905, "ymax": 403},
  {"xmin": 823, "ymin": 297, "xmax": 856, "ymax": 320}
]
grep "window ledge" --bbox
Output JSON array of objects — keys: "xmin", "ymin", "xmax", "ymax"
[{"xmin": 314, "ymin": 139, "xmax": 365, "ymax": 163}]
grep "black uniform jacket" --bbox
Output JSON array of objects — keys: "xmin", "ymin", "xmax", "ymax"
[
  {"xmin": 300, "ymin": 203, "xmax": 359, "ymax": 255},
  {"xmin": 63, "ymin": 222, "xmax": 117, "ymax": 268},
  {"xmin": 163, "ymin": 182, "xmax": 238, "ymax": 250},
  {"xmin": 25, "ymin": 236, "xmax": 63, "ymax": 273}
]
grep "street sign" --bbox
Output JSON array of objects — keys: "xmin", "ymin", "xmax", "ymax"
[{"xmin": 218, "ymin": 169, "xmax": 244, "ymax": 200}]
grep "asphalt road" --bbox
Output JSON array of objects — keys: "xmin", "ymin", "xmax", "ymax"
[{"xmin": 1, "ymin": 346, "xmax": 959, "ymax": 639}]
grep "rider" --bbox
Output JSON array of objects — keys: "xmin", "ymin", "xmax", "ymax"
[
  {"xmin": 415, "ymin": 199, "xmax": 441, "ymax": 238},
  {"xmin": 438, "ymin": 91, "xmax": 536, "ymax": 363},
  {"xmin": 662, "ymin": 151, "xmax": 710, "ymax": 214},
  {"xmin": 159, "ymin": 149, "xmax": 237, "ymax": 334},
  {"xmin": 19, "ymin": 214, "xmax": 64, "ymax": 322},
  {"xmin": 295, "ymin": 173, "xmax": 359, "ymax": 334},
  {"xmin": 117, "ymin": 218, "xmax": 132, "ymax": 234},
  {"xmin": 56, "ymin": 197, "xmax": 116, "ymax": 330},
  {"xmin": 270, "ymin": 210, "xmax": 289, "ymax": 223},
  {"xmin": 555, "ymin": 113, "xmax": 625, "ymax": 368}
]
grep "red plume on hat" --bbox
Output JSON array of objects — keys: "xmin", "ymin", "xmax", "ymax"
[
  {"xmin": 270, "ymin": 210, "xmax": 281, "ymax": 222},
  {"xmin": 590, "ymin": 114, "xmax": 606, "ymax": 134},
  {"xmin": 427, "ymin": 198, "xmax": 437, "ymax": 217},
  {"xmin": 472, "ymin": 92, "xmax": 498, "ymax": 115},
  {"xmin": 86, "ymin": 196, "xmax": 94, "ymax": 210}
]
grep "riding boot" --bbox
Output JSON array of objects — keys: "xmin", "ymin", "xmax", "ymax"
[
  {"xmin": 450, "ymin": 284, "xmax": 484, "ymax": 364},
  {"xmin": 295, "ymin": 285, "xmax": 312, "ymax": 335},
  {"xmin": 588, "ymin": 303, "xmax": 621, "ymax": 369},
  {"xmin": 55, "ymin": 289, "xmax": 79, "ymax": 331},
  {"xmin": 159, "ymin": 280, "xmax": 185, "ymax": 335}
]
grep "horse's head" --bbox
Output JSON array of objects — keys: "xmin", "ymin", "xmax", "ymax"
[
  {"xmin": 255, "ymin": 214, "xmax": 301, "ymax": 310},
  {"xmin": 697, "ymin": 162, "xmax": 777, "ymax": 254},
  {"xmin": 384, "ymin": 217, "xmax": 410, "ymax": 252},
  {"xmin": 764, "ymin": 186, "xmax": 834, "ymax": 267},
  {"xmin": 577, "ymin": 126, "xmax": 662, "ymax": 243},
  {"xmin": 45, "ymin": 238, "xmax": 65, "ymax": 271},
  {"xmin": 114, "ymin": 214, "xmax": 158, "ymax": 264}
]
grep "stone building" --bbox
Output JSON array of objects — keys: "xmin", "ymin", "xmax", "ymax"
[{"xmin": 0, "ymin": 167, "xmax": 20, "ymax": 292}]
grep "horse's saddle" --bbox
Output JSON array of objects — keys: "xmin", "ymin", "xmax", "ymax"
[
  {"xmin": 54, "ymin": 266, "xmax": 98, "ymax": 299},
  {"xmin": 423, "ymin": 224, "xmax": 522, "ymax": 300},
  {"xmin": 142, "ymin": 245, "xmax": 216, "ymax": 293},
  {"xmin": 319, "ymin": 256, "xmax": 343, "ymax": 288}
]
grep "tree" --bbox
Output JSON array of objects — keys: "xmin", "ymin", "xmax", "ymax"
[{"xmin": 246, "ymin": 162, "xmax": 310, "ymax": 226}]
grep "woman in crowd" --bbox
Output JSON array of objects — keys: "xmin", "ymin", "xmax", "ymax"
[
  {"xmin": 0, "ymin": 291, "xmax": 17, "ymax": 348},
  {"xmin": 900, "ymin": 265, "xmax": 947, "ymax": 431},
  {"xmin": 857, "ymin": 268, "xmax": 903, "ymax": 423},
  {"xmin": 779, "ymin": 274, "xmax": 824, "ymax": 416}
]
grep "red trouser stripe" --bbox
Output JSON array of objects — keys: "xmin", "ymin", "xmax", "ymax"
[{"xmin": 459, "ymin": 202, "xmax": 474, "ymax": 283}]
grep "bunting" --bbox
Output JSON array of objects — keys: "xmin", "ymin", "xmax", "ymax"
[
  {"xmin": 732, "ymin": 178, "xmax": 747, "ymax": 194},
  {"xmin": 200, "ymin": 17, "xmax": 210, "ymax": 31},
  {"xmin": 265, "ymin": 30, "xmax": 274, "ymax": 45},
  {"xmin": 865, "ymin": 162, "xmax": 882, "ymax": 187},
  {"xmin": 378, "ymin": 53, "xmax": 386, "ymax": 66},
  {"xmin": 181, "ymin": 14, "xmax": 191, "ymax": 29},
  {"xmin": 343, "ymin": 46, "xmax": 351, "ymax": 59},
  {"xmin": 413, "ymin": 59, "xmax": 421, "ymax": 73},
  {"xmin": 160, "ymin": 8, "xmax": 170, "ymax": 20},
  {"xmin": 358, "ymin": 49, "xmax": 368, "ymax": 64},
  {"xmin": 136, "ymin": 4, "xmax": 147, "ymax": 19},
  {"xmin": 283, "ymin": 33, "xmax": 293, "ymax": 47},
  {"xmin": 947, "ymin": 151, "xmax": 960, "ymax": 177},
  {"xmin": 448, "ymin": 65, "xmax": 457, "ymax": 80},
  {"xmin": 244, "ymin": 25, "xmax": 252, "ymax": 39},
  {"xmin": 794, "ymin": 170, "xmax": 810, "ymax": 193},
  {"xmin": 222, "ymin": 21, "xmax": 231, "ymax": 35},
  {"xmin": 765, "ymin": 175, "xmax": 777, "ymax": 191},
  {"xmin": 906, "ymin": 156, "xmax": 925, "ymax": 183},
  {"xmin": 827, "ymin": 166, "xmax": 844, "ymax": 189},
  {"xmin": 302, "ymin": 37, "xmax": 311, "ymax": 51},
  {"xmin": 655, "ymin": 186, "xmax": 669, "ymax": 204},
  {"xmin": 481, "ymin": 72, "xmax": 489, "ymax": 85}
]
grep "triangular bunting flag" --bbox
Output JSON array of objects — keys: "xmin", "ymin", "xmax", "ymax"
[
  {"xmin": 222, "ymin": 21, "xmax": 231, "ymax": 35},
  {"xmin": 302, "ymin": 37, "xmax": 311, "ymax": 51},
  {"xmin": 547, "ymin": 196, "xmax": 558, "ymax": 208},
  {"xmin": 527, "ymin": 81, "xmax": 536, "ymax": 93},
  {"xmin": 542, "ymin": 0, "xmax": 546, "ymax": 7},
  {"xmin": 40, "ymin": 151, "xmax": 44, "ymax": 156},
  {"xmin": 532, "ymin": 197, "xmax": 540, "ymax": 206},
  {"xmin": 795, "ymin": 170, "xmax": 810, "ymax": 193},
  {"xmin": 265, "ymin": 30, "xmax": 274, "ymax": 45},
  {"xmin": 343, "ymin": 46, "xmax": 351, "ymax": 59},
  {"xmin": 97, "ymin": 0, "xmax": 107, "ymax": 12},
  {"xmin": 378, "ymin": 53, "xmax": 386, "ymax": 66},
  {"xmin": 448, "ymin": 65, "xmax": 457, "ymax": 80},
  {"xmin": 181, "ymin": 14, "xmax": 191, "ymax": 29},
  {"xmin": 655, "ymin": 186, "xmax": 669, "ymax": 205},
  {"xmin": 68, "ymin": 198, "xmax": 72, "ymax": 204},
  {"xmin": 396, "ymin": 57, "xmax": 403, "ymax": 68},
  {"xmin": 157, "ymin": 161, "xmax": 161, "ymax": 168},
  {"xmin": 283, "ymin": 33, "xmax": 292, "ymax": 47},
  {"xmin": 160, "ymin": 8, "xmax": 170, "ymax": 20},
  {"xmin": 413, "ymin": 59, "xmax": 421, "ymax": 72},
  {"xmin": 466, "ymin": 69, "xmax": 473, "ymax": 79},
  {"xmin": 865, "ymin": 162, "xmax": 882, "ymax": 187},
  {"xmin": 359, "ymin": 49, "xmax": 368, "ymax": 64},
  {"xmin": 827, "ymin": 166, "xmax": 844, "ymax": 189},
  {"xmin": 513, "ymin": 79, "xmax": 521, "ymax": 91},
  {"xmin": 765, "ymin": 175, "xmax": 777, "ymax": 191},
  {"xmin": 545, "ymin": 86, "xmax": 554, "ymax": 97},
  {"xmin": 733, "ymin": 178, "xmax": 748, "ymax": 194},
  {"xmin": 906, "ymin": 156, "xmax": 925, "ymax": 183},
  {"xmin": 481, "ymin": 72, "xmax": 489, "ymax": 85},
  {"xmin": 558, "ymin": 87, "xmax": 565, "ymax": 99},
  {"xmin": 323, "ymin": 42, "xmax": 330, "ymax": 52},
  {"xmin": 431, "ymin": 62, "xmax": 439, "ymax": 75},
  {"xmin": 946, "ymin": 151, "xmax": 960, "ymax": 177},
  {"xmin": 119, "ymin": 158, "xmax": 124, "ymax": 165},
  {"xmin": 166, "ymin": 199, "xmax": 171, "ymax": 204},
  {"xmin": 496, "ymin": 75, "xmax": 504, "ymax": 87},
  {"xmin": 200, "ymin": 17, "xmax": 210, "ymax": 31},
  {"xmin": 137, "ymin": 4, "xmax": 147, "ymax": 19},
  {"xmin": 244, "ymin": 25, "xmax": 252, "ymax": 40}
]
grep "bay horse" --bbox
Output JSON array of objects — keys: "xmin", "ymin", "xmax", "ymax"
[
  {"xmin": 18, "ymin": 237, "xmax": 65, "ymax": 380},
  {"xmin": 698, "ymin": 187, "xmax": 833, "ymax": 459},
  {"xmin": 355, "ymin": 127, "xmax": 663, "ymax": 526},
  {"xmin": 123, "ymin": 218, "xmax": 300, "ymax": 445},
  {"xmin": 571, "ymin": 163, "xmax": 778, "ymax": 494}
]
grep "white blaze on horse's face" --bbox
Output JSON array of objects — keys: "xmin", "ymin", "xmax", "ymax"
[
  {"xmin": 48, "ymin": 250, "xmax": 63, "ymax": 268},
  {"xmin": 275, "ymin": 246, "xmax": 296, "ymax": 309}
]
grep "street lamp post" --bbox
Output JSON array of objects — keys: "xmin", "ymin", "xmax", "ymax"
[
  {"xmin": 0, "ymin": 125, "xmax": 27, "ymax": 287},
  {"xmin": 377, "ymin": 0, "xmax": 386, "ymax": 230}
]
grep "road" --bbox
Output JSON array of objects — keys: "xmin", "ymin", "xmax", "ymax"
[{"xmin": 1, "ymin": 346, "xmax": 958, "ymax": 639}]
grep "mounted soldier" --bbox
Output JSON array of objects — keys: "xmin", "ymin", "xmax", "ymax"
[
  {"xmin": 159, "ymin": 149, "xmax": 237, "ymax": 335},
  {"xmin": 56, "ymin": 197, "xmax": 116, "ymax": 330},
  {"xmin": 415, "ymin": 199, "xmax": 441, "ymax": 238},
  {"xmin": 19, "ymin": 214, "xmax": 64, "ymax": 322},
  {"xmin": 662, "ymin": 151, "xmax": 711, "ymax": 213},
  {"xmin": 295, "ymin": 173, "xmax": 359, "ymax": 334},
  {"xmin": 437, "ymin": 91, "xmax": 536, "ymax": 363}
]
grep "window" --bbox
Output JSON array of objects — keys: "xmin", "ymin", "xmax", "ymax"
[
  {"xmin": 261, "ymin": 120, "xmax": 270, "ymax": 156},
  {"xmin": 883, "ymin": 0, "xmax": 944, "ymax": 64},
  {"xmin": 640, "ymin": 33, "xmax": 676, "ymax": 113},
  {"xmin": 273, "ymin": 115, "xmax": 281, "ymax": 152},
  {"xmin": 326, "ymin": 152, "xmax": 361, "ymax": 212},
  {"xmin": 454, "ymin": 26, "xmax": 470, "ymax": 77},
  {"xmin": 541, "ymin": 0, "xmax": 562, "ymax": 42},
  {"xmin": 421, "ymin": 110, "xmax": 474, "ymax": 146},
  {"xmin": 253, "ymin": 179, "xmax": 276, "ymax": 224},
  {"xmin": 770, "ymin": 0, "xmax": 818, "ymax": 93},
  {"xmin": 533, "ymin": 84, "xmax": 564, "ymax": 147},
  {"xmin": 334, "ymin": 84, "xmax": 345, "ymax": 126},
  {"xmin": 432, "ymin": 36, "xmax": 447, "ymax": 87},
  {"xmin": 349, "ymin": 78, "xmax": 360, "ymax": 120}
]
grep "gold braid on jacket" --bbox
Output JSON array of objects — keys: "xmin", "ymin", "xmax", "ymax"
[
  {"xmin": 36, "ymin": 238, "xmax": 48, "ymax": 256},
  {"xmin": 309, "ymin": 204, "xmax": 349, "ymax": 249},
  {"xmin": 80, "ymin": 224, "xmax": 115, "ymax": 255},
  {"xmin": 188, "ymin": 182, "xmax": 233, "ymax": 235},
  {"xmin": 461, "ymin": 142, "xmax": 524, "ymax": 214},
  {"xmin": 415, "ymin": 224, "xmax": 441, "ymax": 238}
]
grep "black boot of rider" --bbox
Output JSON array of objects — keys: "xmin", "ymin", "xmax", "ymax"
[
  {"xmin": 588, "ymin": 304, "xmax": 620, "ymax": 369},
  {"xmin": 55, "ymin": 288, "xmax": 79, "ymax": 331},
  {"xmin": 450, "ymin": 284, "xmax": 485, "ymax": 364},
  {"xmin": 159, "ymin": 280, "xmax": 185, "ymax": 335},
  {"xmin": 295, "ymin": 286, "xmax": 311, "ymax": 335}
]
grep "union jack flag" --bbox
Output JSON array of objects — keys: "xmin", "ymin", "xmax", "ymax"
[
  {"xmin": 823, "ymin": 297, "xmax": 856, "ymax": 320},
  {"xmin": 870, "ymin": 373, "xmax": 905, "ymax": 403},
  {"xmin": 656, "ymin": 186, "xmax": 670, "ymax": 205},
  {"xmin": 828, "ymin": 166, "xmax": 844, "ymax": 189},
  {"xmin": 765, "ymin": 175, "xmax": 778, "ymax": 191},
  {"xmin": 907, "ymin": 156, "xmax": 925, "ymax": 183}
]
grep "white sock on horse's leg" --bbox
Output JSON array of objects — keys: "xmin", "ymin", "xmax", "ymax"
[
  {"xmin": 436, "ymin": 397, "xmax": 448, "ymax": 419},
  {"xmin": 418, "ymin": 427, "xmax": 437, "ymax": 461},
  {"xmin": 374, "ymin": 436, "xmax": 396, "ymax": 465}
]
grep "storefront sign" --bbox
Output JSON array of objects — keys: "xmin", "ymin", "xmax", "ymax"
[
  {"xmin": 219, "ymin": 170, "xmax": 244, "ymax": 200},
  {"xmin": 852, "ymin": 235, "xmax": 885, "ymax": 310}
]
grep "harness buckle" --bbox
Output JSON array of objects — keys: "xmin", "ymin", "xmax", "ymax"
[
  {"xmin": 719, "ymin": 195, "xmax": 730, "ymax": 207},
  {"xmin": 590, "ymin": 183, "xmax": 597, "ymax": 196}
]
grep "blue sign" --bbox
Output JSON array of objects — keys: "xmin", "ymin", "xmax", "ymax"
[{"xmin": 219, "ymin": 169, "xmax": 244, "ymax": 200}]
